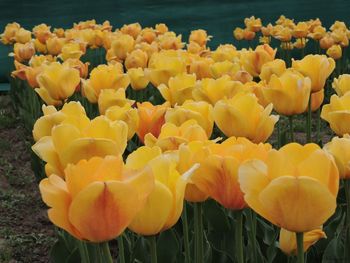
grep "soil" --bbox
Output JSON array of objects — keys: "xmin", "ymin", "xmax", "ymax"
[{"xmin": 0, "ymin": 95, "xmax": 56, "ymax": 263}]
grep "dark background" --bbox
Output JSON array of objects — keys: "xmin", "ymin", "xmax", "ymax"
[{"xmin": 1, "ymin": 0, "xmax": 349, "ymax": 84}]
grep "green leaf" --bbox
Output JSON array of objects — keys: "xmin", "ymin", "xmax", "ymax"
[{"xmin": 157, "ymin": 230, "xmax": 180, "ymax": 263}]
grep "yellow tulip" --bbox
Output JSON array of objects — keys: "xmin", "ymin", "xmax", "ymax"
[
  {"xmin": 243, "ymin": 29, "xmax": 256, "ymax": 41},
  {"xmin": 33, "ymin": 101, "xmax": 89, "ymax": 142},
  {"xmin": 210, "ymin": 61, "xmax": 241, "ymax": 79},
  {"xmin": 155, "ymin": 23, "xmax": 169, "ymax": 34},
  {"xmin": 332, "ymin": 74, "xmax": 350, "ymax": 96},
  {"xmin": 144, "ymin": 120, "xmax": 208, "ymax": 152},
  {"xmin": 189, "ymin": 29, "xmax": 211, "ymax": 46},
  {"xmin": 136, "ymin": 101, "xmax": 170, "ymax": 143},
  {"xmin": 134, "ymin": 42, "xmax": 159, "ymax": 59},
  {"xmin": 127, "ymin": 151, "xmax": 199, "ymax": 235},
  {"xmin": 189, "ymin": 57, "xmax": 214, "ymax": 80},
  {"xmin": 34, "ymin": 38, "xmax": 48, "ymax": 53},
  {"xmin": 308, "ymin": 25, "xmax": 326, "ymax": 40},
  {"xmin": 110, "ymin": 34, "xmax": 135, "ymax": 61},
  {"xmin": 39, "ymin": 155, "xmax": 154, "ymax": 242},
  {"xmin": 240, "ymin": 44, "xmax": 277, "ymax": 77},
  {"xmin": 10, "ymin": 42, "xmax": 36, "ymax": 62},
  {"xmin": 35, "ymin": 62, "xmax": 80, "ymax": 106},
  {"xmin": 187, "ymin": 41, "xmax": 207, "ymax": 54},
  {"xmin": 32, "ymin": 116, "xmax": 128, "ymax": 177},
  {"xmin": 158, "ymin": 32, "xmax": 184, "ymax": 50},
  {"xmin": 178, "ymin": 141, "xmax": 212, "ymax": 202},
  {"xmin": 213, "ymin": 92, "xmax": 279, "ymax": 143},
  {"xmin": 165, "ymin": 100, "xmax": 214, "ymax": 138},
  {"xmin": 259, "ymin": 59, "xmax": 286, "ymax": 82},
  {"xmin": 82, "ymin": 63, "xmax": 130, "ymax": 103},
  {"xmin": 125, "ymin": 49, "xmax": 148, "ymax": 69},
  {"xmin": 292, "ymin": 22, "xmax": 309, "ymax": 39},
  {"xmin": 15, "ymin": 28, "xmax": 32, "ymax": 44},
  {"xmin": 1, "ymin": 22, "xmax": 21, "ymax": 44},
  {"xmin": 233, "ymin": 27, "xmax": 244, "ymax": 41},
  {"xmin": 320, "ymin": 34, "xmax": 335, "ymax": 50},
  {"xmin": 158, "ymin": 73, "xmax": 196, "ymax": 106},
  {"xmin": 59, "ymin": 42, "xmax": 85, "ymax": 61},
  {"xmin": 321, "ymin": 93, "xmax": 350, "ymax": 135},
  {"xmin": 244, "ymin": 81, "xmax": 270, "ymax": 107},
  {"xmin": 120, "ymin": 23, "xmax": 142, "ymax": 39},
  {"xmin": 105, "ymin": 104, "xmax": 139, "ymax": 140},
  {"xmin": 244, "ymin": 16, "xmax": 262, "ymax": 32},
  {"xmin": 279, "ymin": 228, "xmax": 326, "ymax": 255},
  {"xmin": 63, "ymin": 58, "xmax": 89, "ymax": 79},
  {"xmin": 263, "ymin": 69, "xmax": 311, "ymax": 115},
  {"xmin": 191, "ymin": 137, "xmax": 271, "ymax": 210},
  {"xmin": 211, "ymin": 44, "xmax": 238, "ymax": 62},
  {"xmin": 261, "ymin": 23, "xmax": 274, "ymax": 37},
  {"xmin": 292, "ymin": 55, "xmax": 335, "ymax": 92},
  {"xmin": 33, "ymin": 23, "xmax": 52, "ymax": 44},
  {"xmin": 146, "ymin": 50, "xmax": 187, "ymax": 87},
  {"xmin": 53, "ymin": 28, "xmax": 65, "ymax": 38},
  {"xmin": 324, "ymin": 135, "xmax": 350, "ymax": 179},
  {"xmin": 127, "ymin": 67, "xmax": 150, "ymax": 90},
  {"xmin": 272, "ymin": 26, "xmax": 292, "ymax": 42},
  {"xmin": 327, "ymin": 44, "xmax": 342, "ymax": 60},
  {"xmin": 97, "ymin": 88, "xmax": 134, "ymax": 115},
  {"xmin": 46, "ymin": 37, "xmax": 66, "ymax": 56},
  {"xmin": 136, "ymin": 28, "xmax": 157, "ymax": 44},
  {"xmin": 293, "ymin": 38, "xmax": 308, "ymax": 49},
  {"xmin": 192, "ymin": 75, "xmax": 244, "ymax": 105},
  {"xmin": 239, "ymin": 143, "xmax": 339, "ymax": 232}
]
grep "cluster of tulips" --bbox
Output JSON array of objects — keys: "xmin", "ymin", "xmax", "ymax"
[
  {"xmin": 234, "ymin": 15, "xmax": 348, "ymax": 60},
  {"xmin": 2, "ymin": 17, "xmax": 350, "ymax": 263}
]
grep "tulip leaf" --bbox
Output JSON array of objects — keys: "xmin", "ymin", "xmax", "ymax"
[
  {"xmin": 203, "ymin": 199, "xmax": 230, "ymax": 232},
  {"xmin": 134, "ymin": 236, "xmax": 150, "ymax": 263},
  {"xmin": 322, "ymin": 232, "xmax": 345, "ymax": 263}
]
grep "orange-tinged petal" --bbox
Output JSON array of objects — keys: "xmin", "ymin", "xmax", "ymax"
[{"xmin": 68, "ymin": 181, "xmax": 140, "ymax": 242}]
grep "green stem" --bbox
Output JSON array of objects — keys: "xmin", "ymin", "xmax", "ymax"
[
  {"xmin": 277, "ymin": 120, "xmax": 281, "ymax": 149},
  {"xmin": 296, "ymin": 232, "xmax": 304, "ymax": 263},
  {"xmin": 289, "ymin": 115, "xmax": 294, "ymax": 142},
  {"xmin": 306, "ymin": 96, "xmax": 312, "ymax": 143},
  {"xmin": 194, "ymin": 203, "xmax": 204, "ymax": 263},
  {"xmin": 78, "ymin": 241, "xmax": 90, "ymax": 263},
  {"xmin": 149, "ymin": 235, "xmax": 158, "ymax": 263},
  {"xmin": 316, "ymin": 108, "xmax": 321, "ymax": 144},
  {"xmin": 182, "ymin": 203, "xmax": 191, "ymax": 263},
  {"xmin": 345, "ymin": 180, "xmax": 350, "ymax": 261},
  {"xmin": 118, "ymin": 235, "xmax": 125, "ymax": 263},
  {"xmin": 247, "ymin": 209, "xmax": 257, "ymax": 263},
  {"xmin": 235, "ymin": 211, "xmax": 244, "ymax": 263},
  {"xmin": 100, "ymin": 242, "xmax": 113, "ymax": 263}
]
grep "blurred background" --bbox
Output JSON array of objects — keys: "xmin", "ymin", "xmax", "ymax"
[{"xmin": 1, "ymin": 0, "xmax": 349, "ymax": 87}]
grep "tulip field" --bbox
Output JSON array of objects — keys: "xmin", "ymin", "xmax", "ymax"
[{"xmin": 1, "ymin": 16, "xmax": 350, "ymax": 263}]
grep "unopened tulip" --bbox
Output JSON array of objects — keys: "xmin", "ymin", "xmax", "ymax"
[
  {"xmin": 239, "ymin": 143, "xmax": 339, "ymax": 232},
  {"xmin": 292, "ymin": 22, "xmax": 309, "ymax": 38},
  {"xmin": 158, "ymin": 32, "xmax": 184, "ymax": 50},
  {"xmin": 120, "ymin": 23, "xmax": 142, "ymax": 39},
  {"xmin": 244, "ymin": 16, "xmax": 262, "ymax": 32},
  {"xmin": 15, "ymin": 28, "xmax": 32, "ymax": 43},
  {"xmin": 310, "ymin": 89, "xmax": 324, "ymax": 112},
  {"xmin": 233, "ymin": 27, "xmax": 244, "ymax": 41},
  {"xmin": 36, "ymin": 62, "xmax": 80, "ymax": 106},
  {"xmin": 11, "ymin": 42, "xmax": 35, "ymax": 62},
  {"xmin": 211, "ymin": 44, "xmax": 238, "ymax": 62},
  {"xmin": 33, "ymin": 23, "xmax": 52, "ymax": 43},
  {"xmin": 321, "ymin": 93, "xmax": 350, "ymax": 135},
  {"xmin": 189, "ymin": 57, "xmax": 214, "ymax": 80},
  {"xmin": 213, "ymin": 92, "xmax": 279, "ymax": 143},
  {"xmin": 1, "ymin": 22, "xmax": 20, "ymax": 44},
  {"xmin": 39, "ymin": 155, "xmax": 154, "ymax": 242},
  {"xmin": 189, "ymin": 29, "xmax": 211, "ymax": 46},
  {"xmin": 59, "ymin": 42, "xmax": 85, "ymax": 61},
  {"xmin": 292, "ymin": 55, "xmax": 335, "ymax": 92},
  {"xmin": 110, "ymin": 34, "xmax": 135, "ymax": 60},
  {"xmin": 46, "ymin": 37, "xmax": 66, "ymax": 56}
]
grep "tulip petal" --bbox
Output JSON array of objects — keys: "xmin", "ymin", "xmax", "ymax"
[{"xmin": 260, "ymin": 176, "xmax": 337, "ymax": 232}]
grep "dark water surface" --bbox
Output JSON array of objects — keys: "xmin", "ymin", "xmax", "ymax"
[{"xmin": 0, "ymin": 0, "xmax": 349, "ymax": 80}]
